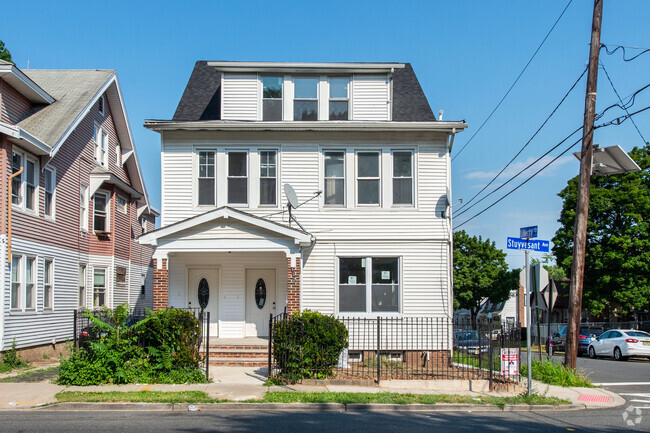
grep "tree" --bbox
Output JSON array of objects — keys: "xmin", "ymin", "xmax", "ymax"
[
  {"xmin": 0, "ymin": 40, "xmax": 13, "ymax": 64},
  {"xmin": 552, "ymin": 144, "xmax": 650, "ymax": 319},
  {"xmin": 531, "ymin": 254, "xmax": 567, "ymax": 281},
  {"xmin": 453, "ymin": 230, "xmax": 516, "ymax": 324}
]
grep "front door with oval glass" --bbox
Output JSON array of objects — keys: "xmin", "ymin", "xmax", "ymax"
[
  {"xmin": 188, "ymin": 268, "xmax": 219, "ymax": 337},
  {"xmin": 245, "ymin": 269, "xmax": 276, "ymax": 337}
]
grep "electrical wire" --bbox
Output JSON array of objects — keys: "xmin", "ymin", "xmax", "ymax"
[
  {"xmin": 455, "ymin": 66, "xmax": 587, "ymax": 214},
  {"xmin": 601, "ymin": 43, "xmax": 650, "ymax": 62},
  {"xmin": 451, "ymin": 0, "xmax": 574, "ymax": 162},
  {"xmin": 600, "ymin": 63, "xmax": 648, "ymax": 144},
  {"xmin": 596, "ymin": 105, "xmax": 650, "ymax": 129}
]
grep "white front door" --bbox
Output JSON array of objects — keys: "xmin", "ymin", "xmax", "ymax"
[
  {"xmin": 245, "ymin": 269, "xmax": 276, "ymax": 337},
  {"xmin": 188, "ymin": 268, "xmax": 219, "ymax": 337}
]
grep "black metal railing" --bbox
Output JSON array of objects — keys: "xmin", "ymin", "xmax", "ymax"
[
  {"xmin": 73, "ymin": 307, "xmax": 210, "ymax": 378},
  {"xmin": 269, "ymin": 313, "xmax": 521, "ymax": 386}
]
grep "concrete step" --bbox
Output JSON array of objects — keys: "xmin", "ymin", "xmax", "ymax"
[{"xmin": 209, "ymin": 358, "xmax": 268, "ymax": 367}]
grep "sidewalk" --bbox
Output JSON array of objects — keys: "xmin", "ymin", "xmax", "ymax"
[{"xmin": 0, "ymin": 366, "xmax": 625, "ymax": 411}]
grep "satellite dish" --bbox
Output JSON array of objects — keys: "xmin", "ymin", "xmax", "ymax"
[{"xmin": 284, "ymin": 184, "xmax": 299, "ymax": 209}]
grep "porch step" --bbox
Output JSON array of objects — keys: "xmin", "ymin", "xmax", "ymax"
[
  {"xmin": 208, "ymin": 348, "xmax": 268, "ymax": 358},
  {"xmin": 209, "ymin": 358, "xmax": 268, "ymax": 367}
]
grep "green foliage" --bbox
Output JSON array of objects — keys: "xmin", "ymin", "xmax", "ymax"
[
  {"xmin": 272, "ymin": 310, "xmax": 348, "ymax": 381},
  {"xmin": 56, "ymin": 390, "xmax": 214, "ymax": 404},
  {"xmin": 0, "ymin": 339, "xmax": 28, "ymax": 372},
  {"xmin": 57, "ymin": 306, "xmax": 205, "ymax": 386},
  {"xmin": 520, "ymin": 360, "xmax": 593, "ymax": 388},
  {"xmin": 531, "ymin": 254, "xmax": 567, "ymax": 281},
  {"xmin": 453, "ymin": 230, "xmax": 517, "ymax": 321},
  {"xmin": 552, "ymin": 144, "xmax": 650, "ymax": 317},
  {"xmin": 0, "ymin": 40, "xmax": 12, "ymax": 63}
]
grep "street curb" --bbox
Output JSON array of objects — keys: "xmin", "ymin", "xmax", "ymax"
[{"xmin": 346, "ymin": 403, "xmax": 502, "ymax": 412}]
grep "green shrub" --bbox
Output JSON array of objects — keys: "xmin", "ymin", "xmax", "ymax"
[
  {"xmin": 0, "ymin": 339, "xmax": 28, "ymax": 372},
  {"xmin": 273, "ymin": 310, "xmax": 348, "ymax": 381},
  {"xmin": 520, "ymin": 360, "xmax": 593, "ymax": 387}
]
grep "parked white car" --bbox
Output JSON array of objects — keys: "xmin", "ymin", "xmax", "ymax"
[{"xmin": 588, "ymin": 329, "xmax": 650, "ymax": 361}]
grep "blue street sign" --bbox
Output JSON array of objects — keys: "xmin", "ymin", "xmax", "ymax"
[
  {"xmin": 506, "ymin": 237, "xmax": 550, "ymax": 252},
  {"xmin": 520, "ymin": 226, "xmax": 538, "ymax": 239}
]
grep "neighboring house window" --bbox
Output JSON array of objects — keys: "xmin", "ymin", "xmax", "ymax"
[
  {"xmin": 324, "ymin": 151, "xmax": 345, "ymax": 206},
  {"xmin": 11, "ymin": 255, "xmax": 21, "ymax": 310},
  {"xmin": 198, "ymin": 151, "xmax": 216, "ymax": 206},
  {"xmin": 94, "ymin": 268, "xmax": 106, "ymax": 307},
  {"xmin": 11, "ymin": 152, "xmax": 22, "ymax": 205},
  {"xmin": 392, "ymin": 151, "xmax": 413, "ymax": 205},
  {"xmin": 140, "ymin": 274, "xmax": 146, "ymax": 299},
  {"xmin": 98, "ymin": 95, "xmax": 105, "ymax": 115},
  {"xmin": 117, "ymin": 196, "xmax": 127, "ymax": 214},
  {"xmin": 228, "ymin": 152, "xmax": 248, "ymax": 204},
  {"xmin": 357, "ymin": 152, "xmax": 380, "ymax": 205},
  {"xmin": 44, "ymin": 168, "xmax": 56, "ymax": 218},
  {"xmin": 115, "ymin": 267, "xmax": 127, "ymax": 284},
  {"xmin": 79, "ymin": 265, "xmax": 87, "ymax": 307},
  {"xmin": 262, "ymin": 76, "xmax": 283, "ymax": 121},
  {"xmin": 25, "ymin": 256, "xmax": 35, "ymax": 310},
  {"xmin": 25, "ymin": 158, "xmax": 37, "ymax": 211},
  {"xmin": 329, "ymin": 77, "xmax": 349, "ymax": 120},
  {"xmin": 141, "ymin": 216, "xmax": 147, "ymax": 234},
  {"xmin": 93, "ymin": 192, "xmax": 110, "ymax": 233},
  {"xmin": 260, "ymin": 150, "xmax": 277, "ymax": 205},
  {"xmin": 94, "ymin": 125, "xmax": 108, "ymax": 167},
  {"xmin": 44, "ymin": 259, "xmax": 53, "ymax": 310},
  {"xmin": 294, "ymin": 77, "xmax": 318, "ymax": 121},
  {"xmin": 116, "ymin": 142, "xmax": 122, "ymax": 167},
  {"xmin": 80, "ymin": 184, "xmax": 89, "ymax": 231},
  {"xmin": 338, "ymin": 257, "xmax": 400, "ymax": 313}
]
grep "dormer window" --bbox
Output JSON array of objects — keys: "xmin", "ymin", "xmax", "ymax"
[
  {"xmin": 98, "ymin": 95, "xmax": 105, "ymax": 116},
  {"xmin": 262, "ymin": 76, "xmax": 283, "ymax": 121},
  {"xmin": 293, "ymin": 77, "xmax": 318, "ymax": 121},
  {"xmin": 329, "ymin": 77, "xmax": 349, "ymax": 120}
]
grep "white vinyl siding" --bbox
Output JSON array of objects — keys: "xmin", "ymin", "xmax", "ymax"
[
  {"xmin": 351, "ymin": 74, "xmax": 390, "ymax": 121},
  {"xmin": 221, "ymin": 74, "xmax": 259, "ymax": 120}
]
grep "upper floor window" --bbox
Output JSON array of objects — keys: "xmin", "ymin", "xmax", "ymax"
[
  {"xmin": 329, "ymin": 77, "xmax": 349, "ymax": 120},
  {"xmin": 228, "ymin": 152, "xmax": 248, "ymax": 205},
  {"xmin": 94, "ymin": 124, "xmax": 108, "ymax": 167},
  {"xmin": 260, "ymin": 150, "xmax": 277, "ymax": 205},
  {"xmin": 117, "ymin": 195, "xmax": 128, "ymax": 214},
  {"xmin": 198, "ymin": 151, "xmax": 216, "ymax": 206},
  {"xmin": 25, "ymin": 158, "xmax": 37, "ymax": 211},
  {"xmin": 93, "ymin": 191, "xmax": 110, "ymax": 233},
  {"xmin": 98, "ymin": 95, "xmax": 105, "ymax": 116},
  {"xmin": 116, "ymin": 142, "xmax": 122, "ymax": 167},
  {"xmin": 262, "ymin": 76, "xmax": 283, "ymax": 121},
  {"xmin": 11, "ymin": 151, "xmax": 38, "ymax": 212},
  {"xmin": 357, "ymin": 152, "xmax": 380, "ymax": 205},
  {"xmin": 11, "ymin": 152, "xmax": 22, "ymax": 205},
  {"xmin": 392, "ymin": 151, "xmax": 413, "ymax": 206},
  {"xmin": 294, "ymin": 77, "xmax": 318, "ymax": 121},
  {"xmin": 324, "ymin": 151, "xmax": 345, "ymax": 206},
  {"xmin": 44, "ymin": 168, "xmax": 56, "ymax": 218}
]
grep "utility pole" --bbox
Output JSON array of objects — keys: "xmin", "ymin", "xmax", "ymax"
[{"xmin": 565, "ymin": 0, "xmax": 603, "ymax": 369}]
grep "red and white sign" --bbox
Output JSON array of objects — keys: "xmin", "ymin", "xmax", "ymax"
[{"xmin": 501, "ymin": 348, "xmax": 519, "ymax": 375}]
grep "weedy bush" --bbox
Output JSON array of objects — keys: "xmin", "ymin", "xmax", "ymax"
[
  {"xmin": 0, "ymin": 339, "xmax": 28, "ymax": 373},
  {"xmin": 57, "ymin": 305, "xmax": 206, "ymax": 386},
  {"xmin": 273, "ymin": 310, "xmax": 348, "ymax": 381},
  {"xmin": 520, "ymin": 360, "xmax": 593, "ymax": 388}
]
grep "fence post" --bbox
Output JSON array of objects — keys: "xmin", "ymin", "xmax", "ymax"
[
  {"xmin": 478, "ymin": 320, "xmax": 482, "ymax": 372},
  {"xmin": 268, "ymin": 313, "xmax": 273, "ymax": 378},
  {"xmin": 73, "ymin": 309, "xmax": 78, "ymax": 350},
  {"xmin": 376, "ymin": 317, "xmax": 381, "ymax": 384},
  {"xmin": 205, "ymin": 311, "xmax": 210, "ymax": 381},
  {"xmin": 489, "ymin": 317, "xmax": 493, "ymax": 390}
]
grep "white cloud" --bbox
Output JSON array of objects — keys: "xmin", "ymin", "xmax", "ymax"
[{"xmin": 465, "ymin": 155, "xmax": 575, "ymax": 181}]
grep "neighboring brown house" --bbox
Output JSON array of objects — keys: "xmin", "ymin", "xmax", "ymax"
[{"xmin": 0, "ymin": 59, "xmax": 158, "ymax": 357}]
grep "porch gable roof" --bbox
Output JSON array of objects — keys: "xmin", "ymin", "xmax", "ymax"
[{"xmin": 138, "ymin": 206, "xmax": 312, "ymax": 247}]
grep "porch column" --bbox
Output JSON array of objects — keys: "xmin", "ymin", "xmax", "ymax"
[
  {"xmin": 152, "ymin": 257, "xmax": 168, "ymax": 311},
  {"xmin": 286, "ymin": 255, "xmax": 301, "ymax": 315}
]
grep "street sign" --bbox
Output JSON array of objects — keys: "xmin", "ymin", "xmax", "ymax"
[
  {"xmin": 520, "ymin": 226, "xmax": 538, "ymax": 239},
  {"xmin": 506, "ymin": 237, "xmax": 550, "ymax": 252},
  {"xmin": 501, "ymin": 348, "xmax": 519, "ymax": 375}
]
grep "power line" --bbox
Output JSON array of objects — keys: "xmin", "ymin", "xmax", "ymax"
[
  {"xmin": 451, "ymin": 0, "xmax": 574, "ymax": 162},
  {"xmin": 600, "ymin": 63, "xmax": 648, "ymax": 144},
  {"xmin": 455, "ymin": 66, "xmax": 587, "ymax": 214},
  {"xmin": 596, "ymin": 105, "xmax": 650, "ymax": 128},
  {"xmin": 601, "ymin": 43, "xmax": 650, "ymax": 62}
]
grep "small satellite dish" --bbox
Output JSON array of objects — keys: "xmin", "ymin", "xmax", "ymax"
[{"xmin": 284, "ymin": 184, "xmax": 299, "ymax": 209}]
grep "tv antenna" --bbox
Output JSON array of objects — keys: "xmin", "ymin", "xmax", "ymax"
[{"xmin": 284, "ymin": 183, "xmax": 306, "ymax": 231}]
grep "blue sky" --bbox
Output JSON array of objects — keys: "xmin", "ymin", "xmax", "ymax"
[{"xmin": 4, "ymin": 0, "xmax": 649, "ymax": 269}]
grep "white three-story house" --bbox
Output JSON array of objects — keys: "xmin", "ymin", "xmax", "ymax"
[{"xmin": 140, "ymin": 61, "xmax": 466, "ymax": 339}]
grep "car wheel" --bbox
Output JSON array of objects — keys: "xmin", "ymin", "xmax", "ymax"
[
  {"xmin": 589, "ymin": 347, "xmax": 596, "ymax": 359},
  {"xmin": 613, "ymin": 347, "xmax": 628, "ymax": 361}
]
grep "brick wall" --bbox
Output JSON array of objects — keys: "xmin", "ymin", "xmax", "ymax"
[
  {"xmin": 153, "ymin": 258, "xmax": 168, "ymax": 311},
  {"xmin": 286, "ymin": 257, "xmax": 301, "ymax": 314}
]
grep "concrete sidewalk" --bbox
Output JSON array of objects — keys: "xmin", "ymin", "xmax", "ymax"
[{"xmin": 0, "ymin": 366, "xmax": 625, "ymax": 411}]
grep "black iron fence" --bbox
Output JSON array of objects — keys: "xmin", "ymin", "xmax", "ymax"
[
  {"xmin": 73, "ymin": 307, "xmax": 210, "ymax": 377},
  {"xmin": 269, "ymin": 312, "xmax": 521, "ymax": 386}
]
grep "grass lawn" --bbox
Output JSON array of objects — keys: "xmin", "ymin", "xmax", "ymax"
[
  {"xmin": 521, "ymin": 360, "xmax": 593, "ymax": 388},
  {"xmin": 452, "ymin": 352, "xmax": 501, "ymax": 370},
  {"xmin": 55, "ymin": 391, "xmax": 214, "ymax": 404}
]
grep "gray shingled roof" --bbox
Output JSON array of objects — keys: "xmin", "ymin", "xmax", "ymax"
[
  {"xmin": 0, "ymin": 59, "xmax": 12, "ymax": 65},
  {"xmin": 18, "ymin": 69, "xmax": 114, "ymax": 146},
  {"xmin": 172, "ymin": 62, "xmax": 435, "ymax": 122}
]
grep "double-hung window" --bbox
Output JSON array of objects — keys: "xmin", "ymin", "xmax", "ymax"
[
  {"xmin": 44, "ymin": 259, "xmax": 53, "ymax": 310},
  {"xmin": 357, "ymin": 152, "xmax": 380, "ymax": 205},
  {"xmin": 25, "ymin": 158, "xmax": 37, "ymax": 211},
  {"xmin": 329, "ymin": 77, "xmax": 349, "ymax": 120},
  {"xmin": 93, "ymin": 268, "xmax": 106, "ymax": 307},
  {"xmin": 94, "ymin": 125, "xmax": 108, "ymax": 167},
  {"xmin": 25, "ymin": 257, "xmax": 35, "ymax": 310},
  {"xmin": 80, "ymin": 184, "xmax": 89, "ymax": 231},
  {"xmin": 228, "ymin": 152, "xmax": 248, "ymax": 205},
  {"xmin": 262, "ymin": 76, "xmax": 283, "ymax": 121},
  {"xmin": 44, "ymin": 168, "xmax": 55, "ymax": 218},
  {"xmin": 294, "ymin": 77, "xmax": 318, "ymax": 121},
  {"xmin": 324, "ymin": 151, "xmax": 345, "ymax": 206},
  {"xmin": 79, "ymin": 265, "xmax": 87, "ymax": 307},
  {"xmin": 260, "ymin": 150, "xmax": 277, "ymax": 205},
  {"xmin": 198, "ymin": 151, "xmax": 216, "ymax": 206},
  {"xmin": 11, "ymin": 255, "xmax": 21, "ymax": 310},
  {"xmin": 117, "ymin": 195, "xmax": 127, "ymax": 214},
  {"xmin": 93, "ymin": 192, "xmax": 109, "ymax": 233},
  {"xmin": 11, "ymin": 152, "xmax": 22, "ymax": 205},
  {"xmin": 339, "ymin": 257, "xmax": 400, "ymax": 313},
  {"xmin": 392, "ymin": 151, "xmax": 413, "ymax": 205}
]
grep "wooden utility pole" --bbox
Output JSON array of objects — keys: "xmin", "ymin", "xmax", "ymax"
[{"xmin": 565, "ymin": 0, "xmax": 603, "ymax": 369}]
